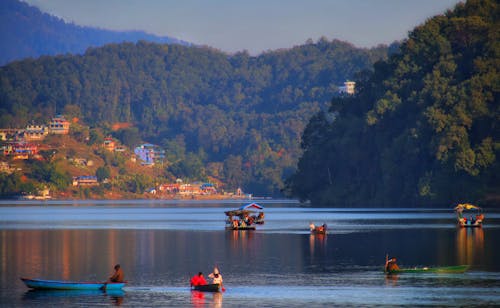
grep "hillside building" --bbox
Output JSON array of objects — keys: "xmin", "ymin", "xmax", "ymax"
[
  {"xmin": 49, "ymin": 115, "xmax": 70, "ymax": 134},
  {"xmin": 72, "ymin": 176, "xmax": 98, "ymax": 186},
  {"xmin": 103, "ymin": 137, "xmax": 116, "ymax": 151},
  {"xmin": 134, "ymin": 143, "xmax": 165, "ymax": 165},
  {"xmin": 24, "ymin": 124, "xmax": 49, "ymax": 141},
  {"xmin": 2, "ymin": 141, "xmax": 38, "ymax": 160},
  {"xmin": 338, "ymin": 81, "xmax": 356, "ymax": 95}
]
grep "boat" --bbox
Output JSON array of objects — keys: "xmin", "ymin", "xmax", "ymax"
[
  {"xmin": 309, "ymin": 222, "xmax": 327, "ymax": 234},
  {"xmin": 225, "ymin": 203, "xmax": 264, "ymax": 230},
  {"xmin": 454, "ymin": 203, "xmax": 484, "ymax": 227},
  {"xmin": 385, "ymin": 265, "xmax": 469, "ymax": 274},
  {"xmin": 191, "ymin": 283, "xmax": 221, "ymax": 292},
  {"xmin": 23, "ymin": 289, "xmax": 125, "ymax": 299},
  {"xmin": 20, "ymin": 277, "xmax": 126, "ymax": 290}
]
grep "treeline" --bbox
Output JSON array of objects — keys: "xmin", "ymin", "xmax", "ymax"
[
  {"xmin": 286, "ymin": 0, "xmax": 499, "ymax": 207},
  {"xmin": 0, "ymin": 38, "xmax": 393, "ymax": 195}
]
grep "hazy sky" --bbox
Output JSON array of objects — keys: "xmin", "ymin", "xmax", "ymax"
[{"xmin": 24, "ymin": 0, "xmax": 462, "ymax": 54}]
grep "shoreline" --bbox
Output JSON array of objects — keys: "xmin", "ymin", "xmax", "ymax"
[{"xmin": 0, "ymin": 197, "xmax": 301, "ymax": 205}]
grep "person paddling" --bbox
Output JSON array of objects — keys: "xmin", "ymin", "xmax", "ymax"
[
  {"xmin": 385, "ymin": 256, "xmax": 400, "ymax": 273},
  {"xmin": 108, "ymin": 264, "xmax": 124, "ymax": 283},
  {"xmin": 208, "ymin": 267, "xmax": 225, "ymax": 291},
  {"xmin": 102, "ymin": 264, "xmax": 124, "ymax": 291}
]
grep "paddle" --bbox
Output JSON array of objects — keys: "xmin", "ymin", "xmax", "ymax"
[{"xmin": 384, "ymin": 253, "xmax": 389, "ymax": 273}]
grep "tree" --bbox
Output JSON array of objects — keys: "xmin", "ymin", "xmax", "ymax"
[
  {"xmin": 286, "ymin": 0, "xmax": 499, "ymax": 207},
  {"xmin": 96, "ymin": 166, "xmax": 111, "ymax": 182}
]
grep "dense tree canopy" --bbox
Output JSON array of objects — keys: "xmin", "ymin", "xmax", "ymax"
[
  {"xmin": 0, "ymin": 38, "xmax": 391, "ymax": 195},
  {"xmin": 286, "ymin": 0, "xmax": 499, "ymax": 207}
]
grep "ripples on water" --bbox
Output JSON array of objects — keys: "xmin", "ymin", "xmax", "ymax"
[{"xmin": 0, "ymin": 200, "xmax": 499, "ymax": 306}]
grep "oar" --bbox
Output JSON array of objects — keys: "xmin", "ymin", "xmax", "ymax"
[
  {"xmin": 384, "ymin": 253, "xmax": 389, "ymax": 273},
  {"xmin": 100, "ymin": 282, "xmax": 107, "ymax": 291}
]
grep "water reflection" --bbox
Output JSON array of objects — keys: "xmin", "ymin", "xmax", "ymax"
[
  {"xmin": 190, "ymin": 290, "xmax": 222, "ymax": 308},
  {"xmin": 0, "ymin": 229, "xmax": 135, "ymax": 282},
  {"xmin": 384, "ymin": 274, "xmax": 399, "ymax": 286},
  {"xmin": 456, "ymin": 227, "xmax": 484, "ymax": 266},
  {"xmin": 228, "ymin": 230, "xmax": 254, "ymax": 248},
  {"xmin": 308, "ymin": 233, "xmax": 327, "ymax": 257},
  {"xmin": 213, "ymin": 291, "xmax": 222, "ymax": 308},
  {"xmin": 23, "ymin": 289, "xmax": 124, "ymax": 306},
  {"xmin": 190, "ymin": 290, "xmax": 205, "ymax": 307}
]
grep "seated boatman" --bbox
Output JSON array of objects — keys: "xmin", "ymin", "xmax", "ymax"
[
  {"xmin": 108, "ymin": 264, "xmax": 124, "ymax": 283},
  {"xmin": 190, "ymin": 272, "xmax": 207, "ymax": 286},
  {"xmin": 385, "ymin": 258, "xmax": 400, "ymax": 272},
  {"xmin": 208, "ymin": 267, "xmax": 223, "ymax": 285}
]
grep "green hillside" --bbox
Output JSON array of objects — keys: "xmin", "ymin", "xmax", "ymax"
[
  {"xmin": 0, "ymin": 39, "xmax": 392, "ymax": 196},
  {"xmin": 286, "ymin": 0, "xmax": 499, "ymax": 207}
]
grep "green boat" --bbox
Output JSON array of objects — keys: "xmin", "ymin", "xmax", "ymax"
[{"xmin": 386, "ymin": 265, "xmax": 469, "ymax": 274}]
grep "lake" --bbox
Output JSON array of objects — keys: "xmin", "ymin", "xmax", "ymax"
[{"xmin": 1, "ymin": 200, "xmax": 499, "ymax": 307}]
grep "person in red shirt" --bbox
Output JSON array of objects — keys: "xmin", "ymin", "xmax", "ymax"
[{"xmin": 190, "ymin": 272, "xmax": 207, "ymax": 287}]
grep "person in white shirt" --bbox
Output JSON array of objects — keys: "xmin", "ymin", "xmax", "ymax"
[{"xmin": 208, "ymin": 267, "xmax": 223, "ymax": 285}]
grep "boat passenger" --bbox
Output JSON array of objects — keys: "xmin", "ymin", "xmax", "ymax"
[
  {"xmin": 190, "ymin": 272, "xmax": 207, "ymax": 286},
  {"xmin": 108, "ymin": 264, "xmax": 124, "ymax": 283},
  {"xmin": 208, "ymin": 267, "xmax": 223, "ymax": 285},
  {"xmin": 385, "ymin": 258, "xmax": 400, "ymax": 272}
]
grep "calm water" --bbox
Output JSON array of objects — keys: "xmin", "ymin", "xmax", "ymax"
[{"xmin": 0, "ymin": 200, "xmax": 499, "ymax": 307}]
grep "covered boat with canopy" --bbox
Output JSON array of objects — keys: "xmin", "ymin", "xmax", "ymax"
[
  {"xmin": 225, "ymin": 203, "xmax": 265, "ymax": 230},
  {"xmin": 454, "ymin": 203, "xmax": 484, "ymax": 227}
]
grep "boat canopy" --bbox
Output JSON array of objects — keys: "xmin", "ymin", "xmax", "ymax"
[
  {"xmin": 239, "ymin": 203, "xmax": 264, "ymax": 211},
  {"xmin": 225, "ymin": 203, "xmax": 264, "ymax": 217},
  {"xmin": 454, "ymin": 203, "xmax": 481, "ymax": 211}
]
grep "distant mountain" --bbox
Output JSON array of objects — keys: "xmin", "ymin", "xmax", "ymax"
[{"xmin": 0, "ymin": 0, "xmax": 190, "ymax": 65}]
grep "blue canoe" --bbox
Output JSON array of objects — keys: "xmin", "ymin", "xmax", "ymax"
[{"xmin": 21, "ymin": 277, "xmax": 126, "ymax": 290}]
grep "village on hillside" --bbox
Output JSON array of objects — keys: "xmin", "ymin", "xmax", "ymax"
[{"xmin": 0, "ymin": 115, "xmax": 252, "ymax": 200}]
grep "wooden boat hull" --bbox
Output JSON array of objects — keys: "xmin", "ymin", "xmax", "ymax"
[
  {"xmin": 458, "ymin": 221, "xmax": 482, "ymax": 228},
  {"xmin": 386, "ymin": 265, "xmax": 469, "ymax": 274},
  {"xmin": 21, "ymin": 278, "xmax": 126, "ymax": 290},
  {"xmin": 192, "ymin": 284, "xmax": 221, "ymax": 292},
  {"xmin": 311, "ymin": 228, "xmax": 327, "ymax": 235},
  {"xmin": 225, "ymin": 225, "xmax": 256, "ymax": 230}
]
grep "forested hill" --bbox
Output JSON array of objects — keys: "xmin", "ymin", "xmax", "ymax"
[
  {"xmin": 286, "ymin": 0, "xmax": 499, "ymax": 207},
  {"xmin": 0, "ymin": 38, "xmax": 393, "ymax": 196},
  {"xmin": 0, "ymin": 0, "xmax": 189, "ymax": 65}
]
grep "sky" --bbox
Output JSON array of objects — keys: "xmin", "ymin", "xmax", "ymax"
[{"xmin": 24, "ymin": 0, "xmax": 463, "ymax": 55}]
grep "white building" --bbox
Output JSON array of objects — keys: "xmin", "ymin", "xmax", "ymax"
[{"xmin": 338, "ymin": 81, "xmax": 356, "ymax": 95}]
